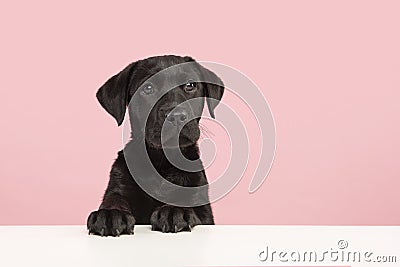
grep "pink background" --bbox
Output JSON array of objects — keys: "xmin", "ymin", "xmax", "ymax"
[{"xmin": 1, "ymin": 1, "xmax": 399, "ymax": 225}]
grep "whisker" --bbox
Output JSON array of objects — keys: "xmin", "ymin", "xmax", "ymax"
[{"xmin": 199, "ymin": 122, "xmax": 214, "ymax": 140}]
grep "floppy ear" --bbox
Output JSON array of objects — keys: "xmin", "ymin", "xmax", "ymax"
[
  {"xmin": 201, "ymin": 66, "xmax": 224, "ymax": 119},
  {"xmin": 96, "ymin": 62, "xmax": 136, "ymax": 126}
]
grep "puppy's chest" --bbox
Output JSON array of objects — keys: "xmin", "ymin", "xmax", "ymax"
[
  {"xmin": 131, "ymin": 145, "xmax": 204, "ymax": 187},
  {"xmin": 147, "ymin": 160, "xmax": 196, "ymax": 187},
  {"xmin": 153, "ymin": 162, "xmax": 187, "ymax": 184}
]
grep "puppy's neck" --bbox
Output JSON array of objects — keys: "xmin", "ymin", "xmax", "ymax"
[{"xmin": 144, "ymin": 141, "xmax": 200, "ymax": 162}]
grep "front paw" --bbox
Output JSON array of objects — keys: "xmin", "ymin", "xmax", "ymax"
[
  {"xmin": 87, "ymin": 209, "xmax": 135, "ymax": 237},
  {"xmin": 150, "ymin": 205, "xmax": 201, "ymax": 233}
]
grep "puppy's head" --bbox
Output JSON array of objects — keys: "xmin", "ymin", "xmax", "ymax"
[{"xmin": 96, "ymin": 55, "xmax": 224, "ymax": 149}]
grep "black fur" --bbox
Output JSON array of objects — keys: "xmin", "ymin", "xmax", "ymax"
[{"xmin": 87, "ymin": 55, "xmax": 224, "ymax": 236}]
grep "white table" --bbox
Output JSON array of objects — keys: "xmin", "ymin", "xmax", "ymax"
[{"xmin": 0, "ymin": 225, "xmax": 399, "ymax": 267}]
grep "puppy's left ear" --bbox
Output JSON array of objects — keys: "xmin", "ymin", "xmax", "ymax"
[
  {"xmin": 184, "ymin": 57, "xmax": 224, "ymax": 118},
  {"xmin": 96, "ymin": 62, "xmax": 137, "ymax": 126},
  {"xmin": 201, "ymin": 67, "xmax": 224, "ymax": 119}
]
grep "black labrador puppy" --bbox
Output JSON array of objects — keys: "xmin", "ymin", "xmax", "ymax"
[{"xmin": 87, "ymin": 55, "xmax": 224, "ymax": 236}]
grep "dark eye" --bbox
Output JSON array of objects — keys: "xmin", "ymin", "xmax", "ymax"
[
  {"xmin": 184, "ymin": 80, "xmax": 197, "ymax": 92},
  {"xmin": 141, "ymin": 83, "xmax": 155, "ymax": 95}
]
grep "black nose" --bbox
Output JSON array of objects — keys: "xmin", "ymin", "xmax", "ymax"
[{"xmin": 166, "ymin": 110, "xmax": 188, "ymax": 126}]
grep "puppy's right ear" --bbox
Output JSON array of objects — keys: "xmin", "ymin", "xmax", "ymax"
[{"xmin": 96, "ymin": 62, "xmax": 137, "ymax": 126}]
